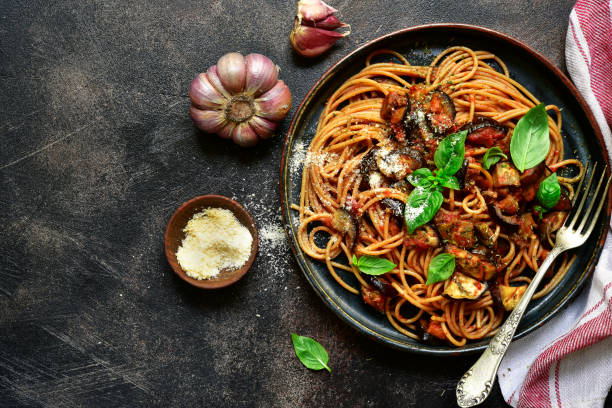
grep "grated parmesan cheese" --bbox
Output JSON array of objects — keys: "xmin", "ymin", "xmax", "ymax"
[{"xmin": 176, "ymin": 208, "xmax": 253, "ymax": 280}]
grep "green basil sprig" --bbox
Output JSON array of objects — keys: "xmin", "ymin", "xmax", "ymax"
[
  {"xmin": 434, "ymin": 130, "xmax": 468, "ymax": 176},
  {"xmin": 352, "ymin": 254, "xmax": 396, "ymax": 275},
  {"xmin": 291, "ymin": 333, "xmax": 331, "ymax": 372},
  {"xmin": 426, "ymin": 253, "xmax": 456, "ymax": 285},
  {"xmin": 404, "ymin": 130, "xmax": 467, "ymax": 233},
  {"xmin": 537, "ymin": 172, "xmax": 561, "ymax": 209},
  {"xmin": 482, "ymin": 147, "xmax": 507, "ymax": 170},
  {"xmin": 510, "ymin": 103, "xmax": 550, "ymax": 172}
]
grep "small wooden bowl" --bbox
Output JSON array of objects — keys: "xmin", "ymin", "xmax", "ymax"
[{"xmin": 164, "ymin": 195, "xmax": 258, "ymax": 289}]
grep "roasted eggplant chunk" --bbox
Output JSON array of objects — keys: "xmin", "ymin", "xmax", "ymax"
[
  {"xmin": 463, "ymin": 116, "xmax": 507, "ymax": 147},
  {"xmin": 489, "ymin": 203, "xmax": 519, "ymax": 228},
  {"xmin": 496, "ymin": 284, "xmax": 527, "ymax": 311},
  {"xmin": 375, "ymin": 147, "xmax": 423, "ymax": 180},
  {"xmin": 446, "ymin": 244, "xmax": 497, "ymax": 281},
  {"xmin": 475, "ymin": 222, "xmax": 496, "ymax": 248},
  {"xmin": 492, "ymin": 162, "xmax": 520, "ymax": 187},
  {"xmin": 404, "ymin": 226, "xmax": 440, "ymax": 249},
  {"xmin": 362, "ymin": 274, "xmax": 396, "ymax": 297},
  {"xmin": 361, "ymin": 285, "xmax": 386, "ymax": 313},
  {"xmin": 380, "ymin": 91, "xmax": 409, "ymax": 124},
  {"xmin": 433, "ymin": 208, "xmax": 477, "ymax": 249},
  {"xmin": 444, "ymin": 272, "xmax": 487, "ymax": 300},
  {"xmin": 381, "ymin": 198, "xmax": 405, "ymax": 219},
  {"xmin": 331, "ymin": 208, "xmax": 358, "ymax": 249},
  {"xmin": 426, "ymin": 90, "xmax": 456, "ymax": 134}
]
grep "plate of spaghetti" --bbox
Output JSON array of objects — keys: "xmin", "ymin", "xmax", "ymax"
[{"xmin": 280, "ymin": 24, "xmax": 611, "ymax": 354}]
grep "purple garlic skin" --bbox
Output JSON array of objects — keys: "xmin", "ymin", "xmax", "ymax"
[
  {"xmin": 290, "ymin": 0, "xmax": 350, "ymax": 58},
  {"xmin": 189, "ymin": 53, "xmax": 291, "ymax": 147}
]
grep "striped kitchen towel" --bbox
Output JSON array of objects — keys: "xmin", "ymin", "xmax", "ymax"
[{"xmin": 497, "ymin": 1, "xmax": 612, "ymax": 407}]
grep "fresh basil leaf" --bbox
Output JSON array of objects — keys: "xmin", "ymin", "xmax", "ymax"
[
  {"xmin": 352, "ymin": 254, "xmax": 358, "ymax": 266},
  {"xmin": 510, "ymin": 103, "xmax": 550, "ymax": 172},
  {"xmin": 482, "ymin": 147, "xmax": 508, "ymax": 170},
  {"xmin": 291, "ymin": 333, "xmax": 331, "ymax": 372},
  {"xmin": 407, "ymin": 168, "xmax": 434, "ymax": 188},
  {"xmin": 404, "ymin": 186, "xmax": 444, "ymax": 233},
  {"xmin": 438, "ymin": 175, "xmax": 460, "ymax": 190},
  {"xmin": 426, "ymin": 253, "xmax": 455, "ymax": 285},
  {"xmin": 537, "ymin": 172, "xmax": 561, "ymax": 209},
  {"xmin": 354, "ymin": 255, "xmax": 396, "ymax": 275},
  {"xmin": 434, "ymin": 130, "xmax": 468, "ymax": 176}
]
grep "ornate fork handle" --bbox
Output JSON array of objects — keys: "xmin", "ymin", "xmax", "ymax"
[{"xmin": 456, "ymin": 245, "xmax": 564, "ymax": 407}]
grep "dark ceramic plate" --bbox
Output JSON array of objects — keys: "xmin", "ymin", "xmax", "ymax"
[{"xmin": 280, "ymin": 24, "xmax": 611, "ymax": 355}]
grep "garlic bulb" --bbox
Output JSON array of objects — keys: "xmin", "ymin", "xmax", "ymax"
[
  {"xmin": 290, "ymin": 0, "xmax": 350, "ymax": 58},
  {"xmin": 189, "ymin": 53, "xmax": 292, "ymax": 147}
]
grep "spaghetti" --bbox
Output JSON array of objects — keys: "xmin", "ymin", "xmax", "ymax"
[{"xmin": 292, "ymin": 46, "xmax": 583, "ymax": 346}]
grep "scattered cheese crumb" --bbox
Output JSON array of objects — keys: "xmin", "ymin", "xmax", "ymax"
[{"xmin": 176, "ymin": 208, "xmax": 253, "ymax": 280}]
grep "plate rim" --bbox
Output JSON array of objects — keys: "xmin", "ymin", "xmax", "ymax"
[{"xmin": 279, "ymin": 23, "xmax": 612, "ymax": 355}]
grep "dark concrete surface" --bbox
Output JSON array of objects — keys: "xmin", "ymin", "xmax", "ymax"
[{"xmin": 2, "ymin": 1, "xmax": 609, "ymax": 407}]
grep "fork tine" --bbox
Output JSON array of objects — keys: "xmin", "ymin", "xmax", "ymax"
[
  {"xmin": 568, "ymin": 162, "xmax": 597, "ymax": 230},
  {"xmin": 572, "ymin": 162, "xmax": 589, "ymax": 206},
  {"xmin": 577, "ymin": 165, "xmax": 608, "ymax": 232},
  {"xmin": 583, "ymin": 174, "xmax": 611, "ymax": 239}
]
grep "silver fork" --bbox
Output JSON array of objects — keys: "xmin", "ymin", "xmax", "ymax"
[{"xmin": 456, "ymin": 163, "xmax": 611, "ymax": 408}]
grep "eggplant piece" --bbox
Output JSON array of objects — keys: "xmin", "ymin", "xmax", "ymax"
[
  {"xmin": 433, "ymin": 208, "xmax": 477, "ymax": 249},
  {"xmin": 463, "ymin": 116, "xmax": 508, "ymax": 147},
  {"xmin": 359, "ymin": 149, "xmax": 380, "ymax": 189},
  {"xmin": 492, "ymin": 162, "xmax": 520, "ymax": 187},
  {"xmin": 381, "ymin": 198, "xmax": 405, "ymax": 219},
  {"xmin": 389, "ymin": 179, "xmax": 412, "ymax": 194},
  {"xmin": 497, "ymin": 194, "xmax": 519, "ymax": 214},
  {"xmin": 446, "ymin": 244, "xmax": 497, "ymax": 281},
  {"xmin": 375, "ymin": 147, "xmax": 423, "ymax": 180},
  {"xmin": 443, "ymin": 272, "xmax": 488, "ymax": 300},
  {"xmin": 362, "ymin": 274, "xmax": 396, "ymax": 297},
  {"xmin": 488, "ymin": 203, "xmax": 519, "ymax": 228},
  {"xmin": 331, "ymin": 208, "xmax": 358, "ymax": 249},
  {"xmin": 404, "ymin": 226, "xmax": 440, "ymax": 249},
  {"xmin": 380, "ymin": 91, "xmax": 409, "ymax": 124},
  {"xmin": 520, "ymin": 162, "xmax": 546, "ymax": 185},
  {"xmin": 517, "ymin": 213, "xmax": 536, "ymax": 242},
  {"xmin": 426, "ymin": 90, "xmax": 456, "ymax": 134},
  {"xmin": 403, "ymin": 107, "xmax": 434, "ymax": 142},
  {"xmin": 454, "ymin": 159, "xmax": 469, "ymax": 190},
  {"xmin": 361, "ymin": 285, "xmax": 386, "ymax": 313},
  {"xmin": 475, "ymin": 222, "xmax": 496, "ymax": 248},
  {"xmin": 498, "ymin": 284, "xmax": 527, "ymax": 311},
  {"xmin": 418, "ymin": 320, "xmax": 447, "ymax": 345}
]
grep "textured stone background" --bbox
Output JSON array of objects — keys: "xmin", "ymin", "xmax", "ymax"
[{"xmin": 1, "ymin": 0, "xmax": 609, "ymax": 407}]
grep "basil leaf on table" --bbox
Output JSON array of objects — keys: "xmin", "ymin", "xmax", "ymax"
[
  {"xmin": 510, "ymin": 103, "xmax": 550, "ymax": 172},
  {"xmin": 404, "ymin": 186, "xmax": 444, "ymax": 233},
  {"xmin": 426, "ymin": 253, "xmax": 456, "ymax": 285},
  {"xmin": 482, "ymin": 147, "xmax": 507, "ymax": 170},
  {"xmin": 352, "ymin": 254, "xmax": 396, "ymax": 275},
  {"xmin": 291, "ymin": 333, "xmax": 331, "ymax": 372},
  {"xmin": 434, "ymin": 130, "xmax": 468, "ymax": 176},
  {"xmin": 407, "ymin": 168, "xmax": 434, "ymax": 188},
  {"xmin": 537, "ymin": 172, "xmax": 561, "ymax": 209}
]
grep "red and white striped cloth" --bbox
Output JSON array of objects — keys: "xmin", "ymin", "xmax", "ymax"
[{"xmin": 497, "ymin": 1, "xmax": 612, "ymax": 407}]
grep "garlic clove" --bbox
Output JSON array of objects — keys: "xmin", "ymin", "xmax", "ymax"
[
  {"xmin": 298, "ymin": 0, "xmax": 337, "ymax": 23},
  {"xmin": 302, "ymin": 14, "xmax": 346, "ymax": 30},
  {"xmin": 245, "ymin": 54, "xmax": 279, "ymax": 98},
  {"xmin": 217, "ymin": 52, "xmax": 247, "ymax": 94},
  {"xmin": 190, "ymin": 73, "xmax": 226, "ymax": 110},
  {"xmin": 254, "ymin": 80, "xmax": 292, "ymax": 122},
  {"xmin": 189, "ymin": 106, "xmax": 226, "ymax": 134},
  {"xmin": 290, "ymin": 23, "xmax": 346, "ymax": 58},
  {"xmin": 217, "ymin": 122, "xmax": 236, "ymax": 140},
  {"xmin": 249, "ymin": 116, "xmax": 278, "ymax": 139},
  {"xmin": 232, "ymin": 123, "xmax": 259, "ymax": 147},
  {"xmin": 206, "ymin": 65, "xmax": 231, "ymax": 98}
]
